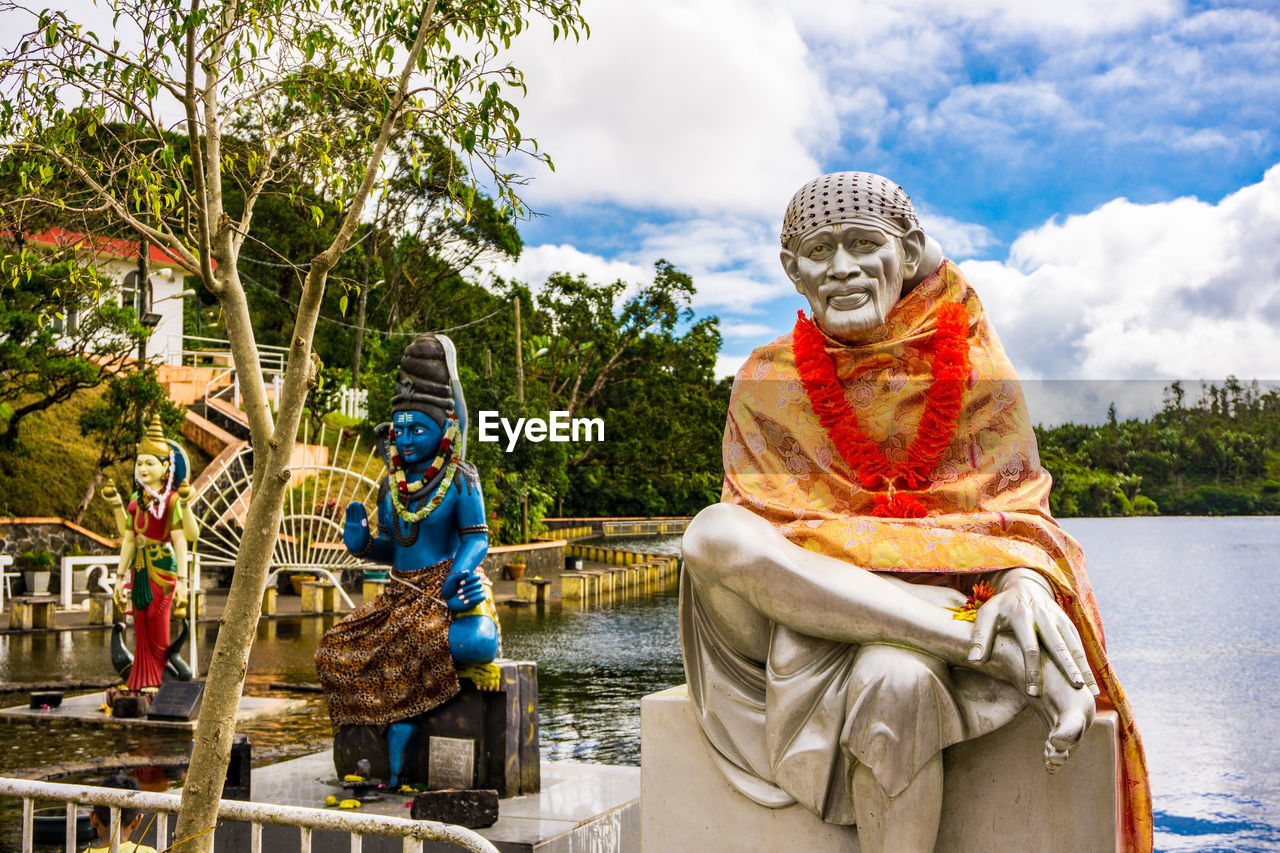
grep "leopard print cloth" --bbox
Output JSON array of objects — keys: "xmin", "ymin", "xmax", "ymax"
[{"xmin": 314, "ymin": 560, "xmax": 460, "ymax": 728}]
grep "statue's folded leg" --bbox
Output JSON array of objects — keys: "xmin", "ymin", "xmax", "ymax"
[
  {"xmin": 683, "ymin": 503, "xmax": 979, "ymax": 667},
  {"xmin": 842, "ymin": 645, "xmax": 956, "ymax": 853}
]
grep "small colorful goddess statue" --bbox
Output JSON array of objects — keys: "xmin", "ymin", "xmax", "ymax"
[
  {"xmin": 315, "ymin": 333, "xmax": 501, "ymax": 787},
  {"xmin": 101, "ymin": 413, "xmax": 197, "ymax": 692}
]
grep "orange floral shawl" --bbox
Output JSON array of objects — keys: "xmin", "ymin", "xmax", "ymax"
[{"xmin": 722, "ymin": 261, "xmax": 1152, "ymax": 852}]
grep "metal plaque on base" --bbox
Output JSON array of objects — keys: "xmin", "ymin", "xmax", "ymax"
[{"xmin": 428, "ymin": 736, "xmax": 476, "ymax": 790}]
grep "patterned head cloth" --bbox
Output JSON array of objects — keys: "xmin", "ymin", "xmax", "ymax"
[{"xmin": 780, "ymin": 172, "xmax": 920, "ymax": 248}]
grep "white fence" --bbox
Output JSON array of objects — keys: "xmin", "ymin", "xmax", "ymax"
[
  {"xmin": 0, "ymin": 776, "xmax": 500, "ymax": 853},
  {"xmin": 337, "ymin": 386, "xmax": 369, "ymax": 420}
]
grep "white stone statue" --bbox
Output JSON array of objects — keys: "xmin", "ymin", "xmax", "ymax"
[{"xmin": 680, "ymin": 173, "xmax": 1150, "ymax": 852}]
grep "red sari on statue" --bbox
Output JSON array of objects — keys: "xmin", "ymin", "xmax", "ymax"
[{"xmin": 125, "ymin": 492, "xmax": 181, "ymax": 691}]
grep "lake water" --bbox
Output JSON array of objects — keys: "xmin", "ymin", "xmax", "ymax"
[
  {"xmin": 1064, "ymin": 517, "xmax": 1280, "ymax": 853},
  {"xmin": 2, "ymin": 518, "xmax": 1278, "ymax": 852}
]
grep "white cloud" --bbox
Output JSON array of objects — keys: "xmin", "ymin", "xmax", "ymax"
[
  {"xmin": 716, "ymin": 353, "xmax": 749, "ymax": 379},
  {"xmin": 962, "ymin": 163, "xmax": 1280, "ymax": 380},
  {"xmin": 910, "ymin": 81, "xmax": 1097, "ymax": 141},
  {"xmin": 494, "ymin": 237, "xmax": 789, "ymax": 316},
  {"xmin": 629, "ymin": 217, "xmax": 792, "ymax": 311},
  {"xmin": 789, "ymin": 0, "xmax": 1179, "ymax": 41},
  {"xmin": 503, "ymin": 0, "xmax": 827, "ymax": 218},
  {"xmin": 720, "ymin": 322, "xmax": 778, "ymax": 339},
  {"xmin": 689, "ymin": 272, "xmax": 786, "ymax": 312},
  {"xmin": 492, "ymin": 244, "xmax": 652, "ymax": 292},
  {"xmin": 917, "ymin": 211, "xmax": 998, "ymax": 260}
]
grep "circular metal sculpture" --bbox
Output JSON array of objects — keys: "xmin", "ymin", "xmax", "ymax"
[{"xmin": 188, "ymin": 423, "xmax": 381, "ymax": 600}]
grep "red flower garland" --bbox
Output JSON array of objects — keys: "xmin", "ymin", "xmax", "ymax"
[{"xmin": 792, "ymin": 302, "xmax": 970, "ymax": 518}]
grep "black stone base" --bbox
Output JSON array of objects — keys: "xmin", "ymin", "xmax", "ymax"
[
  {"xmin": 109, "ymin": 694, "xmax": 150, "ymax": 718},
  {"xmin": 333, "ymin": 660, "xmax": 539, "ymax": 797},
  {"xmin": 29, "ymin": 691, "xmax": 62, "ymax": 709},
  {"xmin": 147, "ymin": 679, "xmax": 205, "ymax": 721},
  {"xmin": 410, "ymin": 789, "xmax": 499, "ymax": 828}
]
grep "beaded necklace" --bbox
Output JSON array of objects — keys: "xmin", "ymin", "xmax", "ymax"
[
  {"xmin": 791, "ymin": 302, "xmax": 970, "ymax": 518},
  {"xmin": 387, "ymin": 421, "xmax": 462, "ymax": 524}
]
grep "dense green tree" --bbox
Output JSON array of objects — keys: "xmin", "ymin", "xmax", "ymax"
[
  {"xmin": 0, "ymin": 262, "xmax": 145, "ymax": 451},
  {"xmin": 1036, "ymin": 376, "xmax": 1280, "ymax": 516}
]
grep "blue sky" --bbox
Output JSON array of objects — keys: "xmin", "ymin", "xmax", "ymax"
[{"xmin": 485, "ymin": 0, "xmax": 1280, "ymax": 418}]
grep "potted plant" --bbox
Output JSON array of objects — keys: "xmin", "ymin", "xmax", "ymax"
[
  {"xmin": 290, "ymin": 573, "xmax": 319, "ymax": 596},
  {"xmin": 65, "ymin": 543, "xmax": 90, "ymax": 593},
  {"xmin": 504, "ymin": 561, "xmax": 527, "ymax": 581},
  {"xmin": 21, "ymin": 548, "xmax": 55, "ymax": 595}
]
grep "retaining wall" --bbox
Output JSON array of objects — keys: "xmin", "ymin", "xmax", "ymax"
[{"xmin": 0, "ymin": 518, "xmax": 118, "ymax": 561}]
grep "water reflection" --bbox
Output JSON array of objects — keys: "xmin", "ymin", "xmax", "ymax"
[
  {"xmin": 0, "ymin": 540, "xmax": 686, "ymax": 779},
  {"xmin": 502, "ymin": 589, "xmax": 684, "ymax": 764}
]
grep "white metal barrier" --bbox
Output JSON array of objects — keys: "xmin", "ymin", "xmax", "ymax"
[
  {"xmin": 0, "ymin": 776, "xmax": 500, "ymax": 853},
  {"xmin": 58, "ymin": 555, "xmax": 114, "ymax": 610},
  {"xmin": 183, "ymin": 335, "xmax": 289, "ymax": 373},
  {"xmin": 0, "ymin": 554, "xmax": 15, "ymax": 613},
  {"xmin": 338, "ymin": 386, "xmax": 369, "ymax": 420}
]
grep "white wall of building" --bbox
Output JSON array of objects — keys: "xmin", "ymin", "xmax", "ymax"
[{"xmin": 57, "ymin": 256, "xmax": 188, "ymax": 366}]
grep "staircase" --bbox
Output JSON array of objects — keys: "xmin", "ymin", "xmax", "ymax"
[{"xmin": 172, "ymin": 367, "xmax": 353, "ymax": 586}]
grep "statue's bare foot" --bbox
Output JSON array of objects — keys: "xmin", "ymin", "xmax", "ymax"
[
  {"xmin": 1029, "ymin": 653, "xmax": 1095, "ymax": 773},
  {"xmin": 456, "ymin": 662, "xmax": 501, "ymax": 691}
]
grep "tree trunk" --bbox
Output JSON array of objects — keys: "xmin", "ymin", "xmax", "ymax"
[
  {"xmin": 72, "ymin": 459, "xmax": 106, "ymax": 525},
  {"xmin": 168, "ymin": 6, "xmax": 437, "ymax": 847},
  {"xmin": 352, "ymin": 225, "xmax": 374, "ymax": 385},
  {"xmin": 169, "ymin": 279, "xmax": 307, "ymax": 851}
]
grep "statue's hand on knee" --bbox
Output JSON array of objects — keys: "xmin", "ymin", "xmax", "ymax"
[
  {"xmin": 442, "ymin": 570, "xmax": 485, "ymax": 612},
  {"xmin": 968, "ymin": 568, "xmax": 1099, "ymax": 698}
]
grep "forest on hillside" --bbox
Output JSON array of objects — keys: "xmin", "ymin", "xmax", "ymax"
[
  {"xmin": 1035, "ymin": 379, "xmax": 1280, "ymax": 517},
  {"xmin": 0, "ymin": 129, "xmax": 731, "ymax": 541}
]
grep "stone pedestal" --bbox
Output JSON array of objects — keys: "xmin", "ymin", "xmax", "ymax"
[
  {"xmin": 88, "ymin": 592, "xmax": 116, "ymax": 626},
  {"xmin": 334, "ymin": 660, "xmax": 539, "ymax": 797},
  {"xmin": 640, "ymin": 685, "xmax": 1121, "ymax": 853},
  {"xmin": 362, "ymin": 577, "xmax": 389, "ymax": 603},
  {"xmin": 261, "ymin": 586, "xmax": 278, "ymax": 616},
  {"xmin": 515, "ymin": 577, "xmax": 551, "ymax": 604},
  {"xmin": 9, "ymin": 596, "xmax": 57, "ymax": 630},
  {"xmin": 301, "ymin": 580, "xmax": 337, "ymax": 613},
  {"xmin": 560, "ymin": 573, "xmax": 588, "ymax": 601}
]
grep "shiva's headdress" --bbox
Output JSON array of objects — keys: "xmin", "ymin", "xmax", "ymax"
[{"xmin": 388, "ymin": 333, "xmax": 469, "ymax": 459}]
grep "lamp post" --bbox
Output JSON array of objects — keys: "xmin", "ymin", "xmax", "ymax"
[{"xmin": 139, "ymin": 287, "xmax": 197, "ymax": 365}]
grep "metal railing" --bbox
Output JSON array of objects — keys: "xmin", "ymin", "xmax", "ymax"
[
  {"xmin": 183, "ymin": 335, "xmax": 289, "ymax": 374},
  {"xmin": 57, "ymin": 555, "xmax": 114, "ymax": 610},
  {"xmin": 0, "ymin": 777, "xmax": 500, "ymax": 853}
]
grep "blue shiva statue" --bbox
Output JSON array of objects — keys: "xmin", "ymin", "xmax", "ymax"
[{"xmin": 315, "ymin": 333, "xmax": 501, "ymax": 787}]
